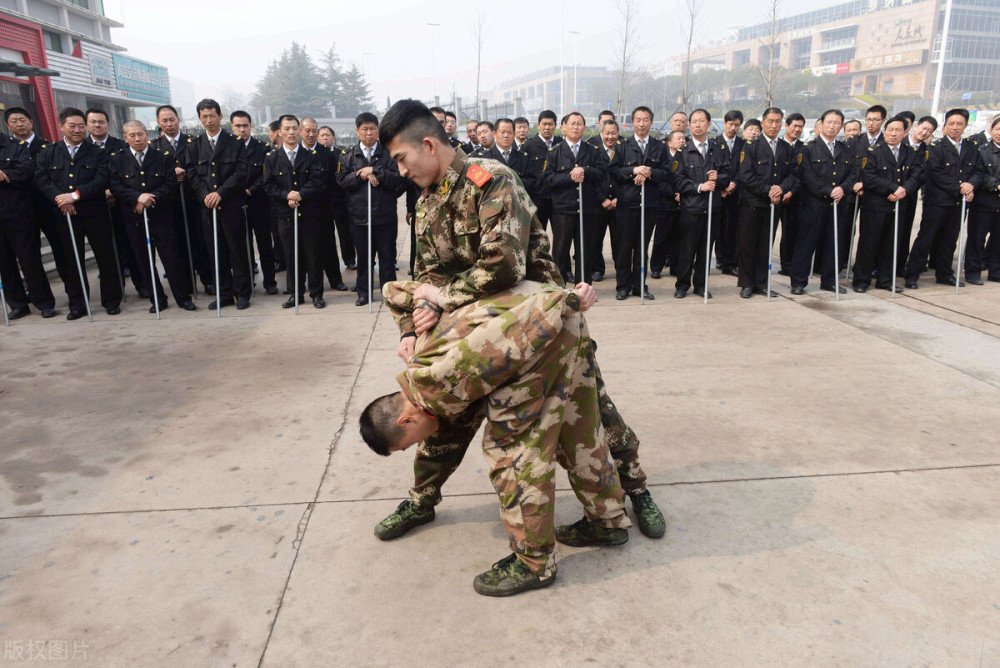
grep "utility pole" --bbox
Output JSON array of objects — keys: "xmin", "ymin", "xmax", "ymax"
[
  {"xmin": 931, "ymin": 0, "xmax": 954, "ymax": 119},
  {"xmin": 427, "ymin": 23, "xmax": 441, "ymax": 101},
  {"xmin": 570, "ymin": 30, "xmax": 580, "ymax": 110}
]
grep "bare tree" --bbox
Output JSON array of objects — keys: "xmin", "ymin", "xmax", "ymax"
[
  {"xmin": 611, "ymin": 0, "xmax": 641, "ymax": 119},
  {"xmin": 679, "ymin": 0, "xmax": 705, "ymax": 108},
  {"xmin": 470, "ymin": 13, "xmax": 487, "ymax": 115},
  {"xmin": 754, "ymin": 0, "xmax": 784, "ymax": 108},
  {"xmin": 220, "ymin": 86, "xmax": 249, "ymax": 117}
]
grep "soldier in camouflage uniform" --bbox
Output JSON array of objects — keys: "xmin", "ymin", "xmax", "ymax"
[
  {"xmin": 362, "ymin": 279, "xmax": 631, "ymax": 596},
  {"xmin": 373, "ymin": 99, "xmax": 666, "ymax": 540}
]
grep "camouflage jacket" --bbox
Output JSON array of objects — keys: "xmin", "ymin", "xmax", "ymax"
[
  {"xmin": 389, "ymin": 280, "xmax": 582, "ymax": 419},
  {"xmin": 401, "ymin": 150, "xmax": 563, "ymax": 336}
]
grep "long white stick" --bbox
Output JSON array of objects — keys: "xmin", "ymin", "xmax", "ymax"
[
  {"xmin": 578, "ymin": 182, "xmax": 585, "ymax": 283},
  {"xmin": 768, "ymin": 203, "xmax": 775, "ymax": 302},
  {"xmin": 179, "ymin": 185, "xmax": 197, "ymax": 297},
  {"xmin": 0, "ymin": 278, "xmax": 9, "ymax": 327},
  {"xmin": 640, "ymin": 183, "xmax": 646, "ymax": 305},
  {"xmin": 65, "ymin": 212, "xmax": 93, "ymax": 322},
  {"xmin": 892, "ymin": 201, "xmax": 900, "ymax": 299},
  {"xmin": 956, "ymin": 198, "xmax": 968, "ymax": 295},
  {"xmin": 833, "ymin": 200, "xmax": 840, "ymax": 301},
  {"xmin": 294, "ymin": 205, "xmax": 300, "ymax": 315},
  {"xmin": 846, "ymin": 196, "xmax": 859, "ymax": 279},
  {"xmin": 143, "ymin": 209, "xmax": 160, "ymax": 319},
  {"xmin": 213, "ymin": 208, "xmax": 221, "ymax": 318},
  {"xmin": 704, "ymin": 190, "xmax": 712, "ymax": 304},
  {"xmin": 244, "ymin": 207, "xmax": 255, "ymax": 297},
  {"xmin": 367, "ymin": 181, "xmax": 373, "ymax": 314}
]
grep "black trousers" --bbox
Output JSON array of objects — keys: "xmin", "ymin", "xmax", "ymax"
[
  {"xmin": 0, "ymin": 217, "xmax": 55, "ymax": 310},
  {"xmin": 332, "ymin": 199, "xmax": 355, "ymax": 267},
  {"xmin": 351, "ymin": 223, "xmax": 397, "ymax": 298},
  {"xmin": 123, "ymin": 211, "xmax": 192, "ymax": 306},
  {"xmin": 737, "ymin": 204, "xmax": 777, "ymax": 290},
  {"xmin": 614, "ymin": 207, "xmax": 655, "ymax": 293},
  {"xmin": 904, "ymin": 205, "xmax": 961, "ymax": 283},
  {"xmin": 318, "ymin": 208, "xmax": 344, "ymax": 288},
  {"xmin": 35, "ymin": 200, "xmax": 71, "ymax": 286},
  {"xmin": 852, "ymin": 207, "xmax": 899, "ymax": 289},
  {"xmin": 245, "ymin": 195, "xmax": 277, "ymax": 289},
  {"xmin": 201, "ymin": 206, "xmax": 252, "ymax": 300},
  {"xmin": 58, "ymin": 210, "xmax": 123, "ymax": 312},
  {"xmin": 716, "ymin": 192, "xmax": 740, "ymax": 270},
  {"xmin": 107, "ymin": 204, "xmax": 143, "ymax": 293},
  {"xmin": 535, "ymin": 197, "xmax": 553, "ymax": 231},
  {"xmin": 897, "ymin": 196, "xmax": 919, "ymax": 277},
  {"xmin": 965, "ymin": 208, "xmax": 999, "ymax": 279},
  {"xmin": 791, "ymin": 200, "xmax": 844, "ymax": 289},
  {"xmin": 779, "ymin": 199, "xmax": 800, "ymax": 273},
  {"xmin": 592, "ymin": 205, "xmax": 615, "ymax": 277},
  {"xmin": 551, "ymin": 211, "xmax": 597, "ymax": 284},
  {"xmin": 649, "ymin": 209, "xmax": 676, "ymax": 274},
  {"xmin": 270, "ymin": 203, "xmax": 286, "ymax": 268},
  {"xmin": 279, "ymin": 212, "xmax": 323, "ymax": 300},
  {"xmin": 674, "ymin": 210, "xmax": 713, "ymax": 291},
  {"xmin": 173, "ymin": 185, "xmax": 214, "ymax": 289}
]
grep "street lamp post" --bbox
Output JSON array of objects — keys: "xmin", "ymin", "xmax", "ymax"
[
  {"xmin": 570, "ymin": 30, "xmax": 580, "ymax": 111},
  {"xmin": 427, "ymin": 22, "xmax": 441, "ymax": 102}
]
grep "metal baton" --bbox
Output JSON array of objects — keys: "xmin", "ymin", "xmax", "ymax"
[
  {"xmin": 212, "ymin": 207, "xmax": 221, "ymax": 318},
  {"xmin": 143, "ymin": 209, "xmax": 161, "ymax": 319},
  {"xmin": 367, "ymin": 181, "xmax": 373, "ymax": 314},
  {"xmin": 832, "ymin": 199, "xmax": 841, "ymax": 301},
  {"xmin": 768, "ymin": 203, "xmax": 776, "ymax": 302},
  {"xmin": 0, "ymin": 278, "xmax": 9, "ymax": 327},
  {"xmin": 65, "ymin": 212, "xmax": 93, "ymax": 322},
  {"xmin": 892, "ymin": 200, "xmax": 900, "ymax": 299},
  {"xmin": 244, "ymin": 207, "xmax": 255, "ymax": 297},
  {"xmin": 578, "ymin": 181, "xmax": 585, "ymax": 284},
  {"xmin": 640, "ymin": 182, "xmax": 646, "ymax": 305},
  {"xmin": 956, "ymin": 197, "xmax": 968, "ymax": 295},
  {"xmin": 294, "ymin": 205, "xmax": 300, "ymax": 315},
  {"xmin": 846, "ymin": 196, "xmax": 859, "ymax": 280},
  {"xmin": 179, "ymin": 185, "xmax": 197, "ymax": 297},
  {"xmin": 107, "ymin": 208, "xmax": 126, "ymax": 302},
  {"xmin": 704, "ymin": 187, "xmax": 713, "ymax": 304}
]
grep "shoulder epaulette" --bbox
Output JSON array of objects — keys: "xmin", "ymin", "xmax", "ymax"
[
  {"xmin": 466, "ymin": 163, "xmax": 492, "ymax": 188},
  {"xmin": 18, "ymin": 140, "xmax": 26, "ymax": 146},
  {"xmin": 548, "ymin": 146, "xmax": 555, "ymax": 151},
  {"xmin": 41, "ymin": 144, "xmax": 48, "ymax": 149}
]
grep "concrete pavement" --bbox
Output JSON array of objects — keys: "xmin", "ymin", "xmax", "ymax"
[{"xmin": 2, "ymin": 247, "xmax": 999, "ymax": 666}]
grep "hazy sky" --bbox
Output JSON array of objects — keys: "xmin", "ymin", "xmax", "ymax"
[{"xmin": 108, "ymin": 0, "xmax": 831, "ymax": 113}]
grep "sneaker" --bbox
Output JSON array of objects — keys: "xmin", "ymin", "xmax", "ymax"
[
  {"xmin": 630, "ymin": 491, "xmax": 666, "ymax": 538},
  {"xmin": 374, "ymin": 500, "xmax": 434, "ymax": 541},
  {"xmin": 555, "ymin": 518, "xmax": 629, "ymax": 547},
  {"xmin": 472, "ymin": 553, "xmax": 556, "ymax": 597}
]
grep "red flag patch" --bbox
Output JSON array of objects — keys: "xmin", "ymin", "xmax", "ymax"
[{"xmin": 466, "ymin": 163, "xmax": 492, "ymax": 188}]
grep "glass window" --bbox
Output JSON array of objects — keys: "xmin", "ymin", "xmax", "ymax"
[{"xmin": 42, "ymin": 30, "xmax": 64, "ymax": 53}]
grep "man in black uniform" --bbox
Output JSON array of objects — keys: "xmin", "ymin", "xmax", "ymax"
[
  {"xmin": 109, "ymin": 120, "xmax": 196, "ymax": 312},
  {"xmin": 263, "ymin": 115, "xmax": 327, "ymax": 309},
  {"xmin": 897, "ymin": 116, "xmax": 937, "ymax": 274},
  {"xmin": 904, "ymin": 108, "xmax": 984, "ymax": 289},
  {"xmin": 778, "ymin": 113, "xmax": 806, "ymax": 275},
  {"xmin": 462, "ymin": 120, "xmax": 479, "ymax": 154},
  {"xmin": 522, "ymin": 110, "xmax": 561, "ymax": 228},
  {"xmin": 0, "ymin": 132, "xmax": 56, "ymax": 319},
  {"xmin": 470, "ymin": 121, "xmax": 496, "ymax": 156},
  {"xmin": 649, "ymin": 129, "xmax": 683, "ymax": 278},
  {"xmin": 841, "ymin": 105, "xmax": 887, "ymax": 272},
  {"xmin": 183, "ymin": 98, "xmax": 251, "ymax": 310},
  {"xmin": 968, "ymin": 116, "xmax": 1000, "ymax": 284},
  {"xmin": 715, "ymin": 110, "xmax": 744, "ymax": 276},
  {"xmin": 35, "ymin": 108, "xmax": 122, "ymax": 319},
  {"xmin": 592, "ymin": 119, "xmax": 621, "ymax": 283},
  {"xmin": 430, "ymin": 107, "xmax": 463, "ymax": 150},
  {"xmin": 671, "ymin": 108, "xmax": 731, "ymax": 299},
  {"xmin": 513, "ymin": 116, "xmax": 530, "ymax": 152},
  {"xmin": 737, "ymin": 107, "xmax": 796, "ymax": 298},
  {"xmin": 231, "ymin": 110, "xmax": 278, "ymax": 295},
  {"xmin": 790, "ymin": 109, "xmax": 854, "ymax": 295},
  {"xmin": 301, "ymin": 117, "xmax": 349, "ymax": 293},
  {"xmin": 479, "ymin": 118, "xmax": 529, "ymax": 175},
  {"xmin": 854, "ymin": 116, "xmax": 922, "ymax": 293},
  {"xmin": 336, "ymin": 112, "xmax": 406, "ymax": 306},
  {"xmin": 611, "ymin": 105, "xmax": 672, "ymax": 301},
  {"xmin": 318, "ymin": 126, "xmax": 356, "ymax": 271},
  {"xmin": 152, "ymin": 104, "xmax": 214, "ymax": 295},
  {"xmin": 543, "ymin": 112, "xmax": 606, "ymax": 284},
  {"xmin": 586, "ymin": 110, "xmax": 616, "ymax": 150}
]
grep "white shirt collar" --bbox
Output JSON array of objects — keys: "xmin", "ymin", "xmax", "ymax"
[
  {"xmin": 566, "ymin": 140, "xmax": 580, "ymax": 151},
  {"xmin": 165, "ymin": 132, "xmax": 181, "ymax": 143},
  {"xmin": 24, "ymin": 133, "xmax": 36, "ymax": 144},
  {"xmin": 131, "ymin": 147, "xmax": 146, "ymax": 159},
  {"xmin": 205, "ymin": 129, "xmax": 222, "ymax": 142},
  {"xmin": 950, "ymin": 136, "xmax": 962, "ymax": 150},
  {"xmin": 360, "ymin": 141, "xmax": 377, "ymax": 153},
  {"xmin": 90, "ymin": 135, "xmax": 108, "ymax": 146},
  {"xmin": 867, "ymin": 132, "xmax": 881, "ymax": 143}
]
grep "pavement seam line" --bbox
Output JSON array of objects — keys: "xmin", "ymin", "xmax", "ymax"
[
  {"xmin": 897, "ymin": 291, "xmax": 1000, "ymax": 332},
  {"xmin": 255, "ymin": 302, "xmax": 382, "ymax": 668}
]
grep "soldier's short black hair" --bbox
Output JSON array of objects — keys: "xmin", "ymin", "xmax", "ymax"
[
  {"xmin": 4, "ymin": 107, "xmax": 30, "ymax": 122},
  {"xmin": 495, "ymin": 117, "xmax": 514, "ymax": 132},
  {"xmin": 690, "ymin": 108, "xmax": 710, "ymax": 123},
  {"xmin": 476, "ymin": 121, "xmax": 495, "ymax": 131},
  {"xmin": 632, "ymin": 106, "xmax": 654, "ymax": 121},
  {"xmin": 359, "ymin": 393, "xmax": 406, "ymax": 457},
  {"xmin": 278, "ymin": 114, "xmax": 299, "ymax": 127},
  {"xmin": 744, "ymin": 119, "xmax": 762, "ymax": 130},
  {"xmin": 58, "ymin": 107, "xmax": 86, "ymax": 125},
  {"xmin": 723, "ymin": 110, "xmax": 744, "ymax": 123},
  {"xmin": 269, "ymin": 119, "xmax": 281, "ymax": 132},
  {"xmin": 670, "ymin": 110, "xmax": 688, "ymax": 121},
  {"xmin": 866, "ymin": 105, "xmax": 888, "ymax": 120},
  {"xmin": 230, "ymin": 110, "xmax": 252, "ymax": 124},
  {"xmin": 761, "ymin": 107, "xmax": 783, "ymax": 120},
  {"xmin": 786, "ymin": 113, "xmax": 806, "ymax": 125},
  {"xmin": 916, "ymin": 115, "xmax": 938, "ymax": 130},
  {"xmin": 598, "ymin": 109, "xmax": 615, "ymax": 121},
  {"xmin": 898, "ymin": 110, "xmax": 915, "ymax": 128},
  {"xmin": 820, "ymin": 109, "xmax": 845, "ymax": 123},
  {"xmin": 537, "ymin": 110, "xmax": 557, "ymax": 124},
  {"xmin": 884, "ymin": 116, "xmax": 907, "ymax": 130},
  {"xmin": 944, "ymin": 108, "xmax": 969, "ymax": 123},
  {"xmin": 356, "ymin": 112, "xmax": 379, "ymax": 128},
  {"xmin": 379, "ymin": 99, "xmax": 449, "ymax": 149},
  {"xmin": 85, "ymin": 108, "xmax": 109, "ymax": 122},
  {"xmin": 196, "ymin": 99, "xmax": 221, "ymax": 116},
  {"xmin": 428, "ymin": 106, "xmax": 446, "ymax": 115},
  {"xmin": 514, "ymin": 116, "xmax": 529, "ymax": 126},
  {"xmin": 560, "ymin": 112, "xmax": 585, "ymax": 125},
  {"xmin": 667, "ymin": 129, "xmax": 685, "ymax": 142},
  {"xmin": 844, "ymin": 119, "xmax": 862, "ymax": 131},
  {"xmin": 602, "ymin": 119, "xmax": 619, "ymax": 130},
  {"xmin": 319, "ymin": 125, "xmax": 335, "ymax": 135},
  {"xmin": 156, "ymin": 105, "xmax": 178, "ymax": 119},
  {"xmin": 444, "ymin": 110, "xmax": 457, "ymax": 121}
]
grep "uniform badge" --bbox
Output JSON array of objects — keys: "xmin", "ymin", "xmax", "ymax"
[
  {"xmin": 925, "ymin": 150, "xmax": 930, "ymax": 160},
  {"xmin": 437, "ymin": 177, "xmax": 453, "ymax": 197},
  {"xmin": 466, "ymin": 163, "xmax": 492, "ymax": 188},
  {"xmin": 416, "ymin": 211, "xmax": 425, "ymax": 219},
  {"xmin": 671, "ymin": 160, "xmax": 679, "ymax": 171},
  {"xmin": 797, "ymin": 153, "xmax": 803, "ymax": 165},
  {"xmin": 861, "ymin": 157, "xmax": 867, "ymax": 168},
  {"xmin": 739, "ymin": 151, "xmax": 745, "ymax": 164}
]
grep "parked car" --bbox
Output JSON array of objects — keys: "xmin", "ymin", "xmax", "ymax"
[{"xmin": 842, "ymin": 107, "xmax": 862, "ymax": 120}]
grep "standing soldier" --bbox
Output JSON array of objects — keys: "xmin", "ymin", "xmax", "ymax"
[
  {"xmin": 778, "ymin": 113, "xmax": 806, "ymax": 275},
  {"xmin": 336, "ymin": 112, "xmax": 406, "ymax": 307},
  {"xmin": 593, "ymin": 119, "xmax": 622, "ymax": 283},
  {"xmin": 0, "ymin": 131, "xmax": 57, "ymax": 319},
  {"xmin": 898, "ymin": 116, "xmax": 936, "ymax": 274},
  {"xmin": 109, "ymin": 120, "xmax": 196, "ymax": 312},
  {"xmin": 966, "ymin": 116, "xmax": 1000, "ymax": 285},
  {"xmin": 790, "ymin": 109, "xmax": 853, "ymax": 295},
  {"xmin": 184, "ymin": 98, "xmax": 251, "ymax": 310},
  {"xmin": 903, "ymin": 109, "xmax": 984, "ymax": 289},
  {"xmin": 715, "ymin": 110, "xmax": 744, "ymax": 276},
  {"xmin": 522, "ymin": 110, "xmax": 562, "ymax": 228},
  {"xmin": 34, "ymin": 108, "xmax": 122, "ymax": 319},
  {"xmin": 649, "ymin": 129, "xmax": 684, "ymax": 279},
  {"xmin": 853, "ymin": 116, "xmax": 922, "ymax": 293},
  {"xmin": 231, "ymin": 110, "xmax": 278, "ymax": 295},
  {"xmin": 737, "ymin": 107, "xmax": 795, "ymax": 298},
  {"xmin": 301, "ymin": 117, "xmax": 349, "ymax": 293},
  {"xmin": 543, "ymin": 112, "xmax": 605, "ymax": 284},
  {"xmin": 318, "ymin": 126, "xmax": 357, "ymax": 271},
  {"xmin": 263, "ymin": 115, "xmax": 327, "ymax": 309}
]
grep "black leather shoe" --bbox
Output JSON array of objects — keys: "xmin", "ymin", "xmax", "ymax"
[
  {"xmin": 205, "ymin": 284, "xmax": 216, "ymax": 296},
  {"xmin": 876, "ymin": 284, "xmax": 903, "ymax": 293},
  {"xmin": 208, "ymin": 297, "xmax": 234, "ymax": 310},
  {"xmin": 722, "ymin": 267, "xmax": 739, "ymax": 277},
  {"xmin": 265, "ymin": 285, "xmax": 278, "ymax": 295},
  {"xmin": 334, "ymin": 282, "xmax": 349, "ymax": 291},
  {"xmin": 790, "ymin": 286, "xmax": 806, "ymax": 295},
  {"xmin": 904, "ymin": 280, "xmax": 918, "ymax": 289},
  {"xmin": 936, "ymin": 277, "xmax": 964, "ymax": 287},
  {"xmin": 282, "ymin": 296, "xmax": 304, "ymax": 308},
  {"xmin": 313, "ymin": 297, "xmax": 326, "ymax": 309},
  {"xmin": 236, "ymin": 297, "xmax": 250, "ymax": 310},
  {"xmin": 778, "ymin": 269, "xmax": 790, "ymax": 277},
  {"xmin": 355, "ymin": 294, "xmax": 369, "ymax": 307},
  {"xmin": 988, "ymin": 276, "xmax": 1000, "ymax": 283},
  {"xmin": 106, "ymin": 306, "xmax": 121, "ymax": 315},
  {"xmin": 753, "ymin": 288, "xmax": 778, "ymax": 298},
  {"xmin": 181, "ymin": 300, "xmax": 197, "ymax": 311},
  {"xmin": 615, "ymin": 288, "xmax": 630, "ymax": 301},
  {"xmin": 673, "ymin": 288, "xmax": 687, "ymax": 299},
  {"xmin": 591, "ymin": 272, "xmax": 604, "ymax": 282},
  {"xmin": 346, "ymin": 263, "xmax": 357, "ymax": 270},
  {"xmin": 852, "ymin": 285, "xmax": 868, "ymax": 293},
  {"xmin": 66, "ymin": 310, "xmax": 86, "ymax": 320},
  {"xmin": 149, "ymin": 302, "xmax": 169, "ymax": 313},
  {"xmin": 966, "ymin": 275, "xmax": 984, "ymax": 286},
  {"xmin": 642, "ymin": 287, "xmax": 655, "ymax": 300},
  {"xmin": 8, "ymin": 305, "xmax": 30, "ymax": 320},
  {"xmin": 740, "ymin": 288, "xmax": 753, "ymax": 298},
  {"xmin": 41, "ymin": 307, "xmax": 57, "ymax": 318},
  {"xmin": 283, "ymin": 288, "xmax": 292, "ymax": 295},
  {"xmin": 820, "ymin": 284, "xmax": 847, "ymax": 294},
  {"xmin": 693, "ymin": 288, "xmax": 712, "ymax": 299},
  {"xmin": 650, "ymin": 270, "xmax": 661, "ymax": 279}
]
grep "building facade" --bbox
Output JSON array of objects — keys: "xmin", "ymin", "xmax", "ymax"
[
  {"xmin": 488, "ymin": 66, "xmax": 617, "ymax": 120},
  {"xmin": 1, "ymin": 0, "xmax": 169, "ymax": 141},
  {"xmin": 674, "ymin": 0, "xmax": 1000, "ymax": 104}
]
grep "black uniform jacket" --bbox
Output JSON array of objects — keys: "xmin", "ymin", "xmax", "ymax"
[
  {"xmin": 183, "ymin": 130, "xmax": 248, "ymax": 210},
  {"xmin": 244, "ymin": 137, "xmax": 269, "ymax": 198},
  {"xmin": 543, "ymin": 139, "xmax": 607, "ymax": 214},
  {"xmin": 860, "ymin": 143, "xmax": 923, "ymax": 213},
  {"xmin": 673, "ymin": 137, "xmax": 732, "ymax": 214},
  {"xmin": 262, "ymin": 145, "xmax": 325, "ymax": 218},
  {"xmin": 739, "ymin": 136, "xmax": 798, "ymax": 208},
  {"xmin": 974, "ymin": 140, "xmax": 1000, "ymax": 212},
  {"xmin": 108, "ymin": 146, "xmax": 177, "ymax": 226},
  {"xmin": 795, "ymin": 139, "xmax": 856, "ymax": 204},
  {"xmin": 34, "ymin": 139, "xmax": 110, "ymax": 217},
  {"xmin": 522, "ymin": 134, "xmax": 562, "ymax": 202},
  {"xmin": 612, "ymin": 135, "xmax": 672, "ymax": 210},
  {"xmin": 336, "ymin": 142, "xmax": 406, "ymax": 226},
  {"xmin": 922, "ymin": 138, "xmax": 984, "ymax": 208},
  {"xmin": 0, "ymin": 135, "xmax": 35, "ymax": 221}
]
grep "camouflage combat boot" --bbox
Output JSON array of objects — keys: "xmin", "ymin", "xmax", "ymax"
[
  {"xmin": 473, "ymin": 553, "xmax": 556, "ymax": 597},
  {"xmin": 374, "ymin": 500, "xmax": 435, "ymax": 541},
  {"xmin": 629, "ymin": 491, "xmax": 666, "ymax": 539},
  {"xmin": 555, "ymin": 518, "xmax": 629, "ymax": 547}
]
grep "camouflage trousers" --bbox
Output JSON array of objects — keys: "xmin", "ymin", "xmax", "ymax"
[{"xmin": 409, "ymin": 341, "xmax": 647, "ymax": 508}]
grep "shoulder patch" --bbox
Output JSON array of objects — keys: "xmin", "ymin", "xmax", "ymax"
[
  {"xmin": 739, "ymin": 150, "xmax": 745, "ymax": 164},
  {"xmin": 466, "ymin": 163, "xmax": 492, "ymax": 188},
  {"xmin": 797, "ymin": 153, "xmax": 803, "ymax": 165},
  {"xmin": 925, "ymin": 149, "xmax": 930, "ymax": 160},
  {"xmin": 671, "ymin": 160, "xmax": 679, "ymax": 172},
  {"xmin": 861, "ymin": 156, "xmax": 867, "ymax": 168}
]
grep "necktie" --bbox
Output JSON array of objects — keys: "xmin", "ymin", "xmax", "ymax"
[
  {"xmin": 607, "ymin": 148, "xmax": 613, "ymax": 160},
  {"xmin": 699, "ymin": 142, "xmax": 707, "ymax": 159},
  {"xmin": 210, "ymin": 137, "xmax": 216, "ymax": 151},
  {"xmin": 769, "ymin": 139, "xmax": 777, "ymax": 156},
  {"xmin": 69, "ymin": 144, "xmax": 77, "ymax": 160},
  {"xmin": 171, "ymin": 138, "xmax": 177, "ymax": 149},
  {"xmin": 829, "ymin": 142, "xmax": 835, "ymax": 156},
  {"xmin": 503, "ymin": 150, "xmax": 510, "ymax": 162},
  {"xmin": 891, "ymin": 145, "xmax": 899, "ymax": 163},
  {"xmin": 571, "ymin": 143, "xmax": 579, "ymax": 158},
  {"xmin": 639, "ymin": 139, "xmax": 646, "ymax": 156},
  {"xmin": 136, "ymin": 151, "xmax": 144, "ymax": 167},
  {"xmin": 288, "ymin": 149, "xmax": 296, "ymax": 164},
  {"xmin": 545, "ymin": 139, "xmax": 551, "ymax": 149},
  {"xmin": 870, "ymin": 137, "xmax": 876, "ymax": 148},
  {"xmin": 97, "ymin": 141, "xmax": 104, "ymax": 148}
]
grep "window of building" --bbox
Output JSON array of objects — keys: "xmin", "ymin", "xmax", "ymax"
[
  {"xmin": 42, "ymin": 30, "xmax": 64, "ymax": 53},
  {"xmin": 792, "ymin": 37, "xmax": 812, "ymax": 69},
  {"xmin": 65, "ymin": 0, "xmax": 90, "ymax": 9},
  {"xmin": 733, "ymin": 49, "xmax": 751, "ymax": 67}
]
